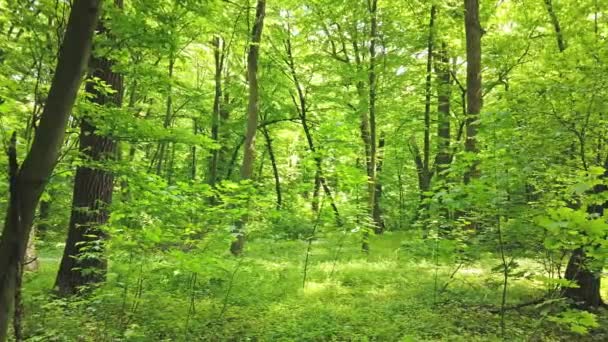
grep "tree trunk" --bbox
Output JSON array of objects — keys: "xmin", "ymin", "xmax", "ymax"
[
  {"xmin": 208, "ymin": 36, "xmax": 225, "ymax": 187},
  {"xmin": 423, "ymin": 5, "xmax": 436, "ymax": 185},
  {"xmin": 372, "ymin": 136, "xmax": 385, "ymax": 234},
  {"xmin": 409, "ymin": 138, "xmax": 432, "ymax": 212},
  {"xmin": 24, "ymin": 228, "xmax": 38, "ymax": 272},
  {"xmin": 543, "ymin": 0, "xmax": 603, "ymax": 308},
  {"xmin": 544, "ymin": 0, "xmax": 566, "ymax": 52},
  {"xmin": 434, "ymin": 42, "xmax": 453, "ymax": 234},
  {"xmin": 413, "ymin": 5, "xmax": 436, "ymax": 220},
  {"xmin": 435, "ymin": 42, "xmax": 452, "ymax": 180},
  {"xmin": 564, "ymin": 164, "xmax": 607, "ymax": 308},
  {"xmin": 230, "ymin": 0, "xmax": 266, "ymax": 255},
  {"xmin": 366, "ymin": 0, "xmax": 381, "ymax": 235},
  {"xmin": 564, "ymin": 248, "xmax": 603, "ymax": 309},
  {"xmin": 0, "ymin": 1, "xmax": 100, "ymax": 339},
  {"xmin": 55, "ymin": 4, "xmax": 123, "ymax": 295},
  {"xmin": 155, "ymin": 55, "xmax": 175, "ymax": 177},
  {"xmin": 463, "ymin": 0, "xmax": 482, "ymax": 184}
]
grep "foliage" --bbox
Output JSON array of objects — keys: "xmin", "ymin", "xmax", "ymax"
[{"xmin": 0, "ymin": 0, "xmax": 607, "ymax": 340}]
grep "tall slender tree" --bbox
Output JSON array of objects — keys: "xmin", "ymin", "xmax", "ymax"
[
  {"xmin": 435, "ymin": 42, "xmax": 452, "ymax": 180},
  {"xmin": 366, "ymin": 0, "xmax": 381, "ymax": 234},
  {"xmin": 230, "ymin": 0, "xmax": 266, "ymax": 255},
  {"xmin": 0, "ymin": 1, "xmax": 101, "ymax": 339},
  {"xmin": 208, "ymin": 35, "xmax": 226, "ymax": 187},
  {"xmin": 410, "ymin": 4, "xmax": 437, "ymax": 219},
  {"xmin": 463, "ymin": 0, "xmax": 482, "ymax": 184}
]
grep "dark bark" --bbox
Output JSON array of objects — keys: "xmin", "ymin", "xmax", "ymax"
[
  {"xmin": 208, "ymin": 36, "xmax": 225, "ymax": 186},
  {"xmin": 55, "ymin": 4, "xmax": 123, "ymax": 295},
  {"xmin": 544, "ymin": 0, "xmax": 566, "ymax": 52},
  {"xmin": 564, "ymin": 248, "xmax": 603, "ymax": 309},
  {"xmin": 564, "ymin": 164, "xmax": 607, "ymax": 308},
  {"xmin": 423, "ymin": 5, "xmax": 436, "ymax": 184},
  {"xmin": 434, "ymin": 43, "xmax": 453, "ymax": 234},
  {"xmin": 230, "ymin": 0, "xmax": 266, "ymax": 256},
  {"xmin": 366, "ymin": 0, "xmax": 380, "ymax": 235},
  {"xmin": 463, "ymin": 0, "xmax": 482, "ymax": 184},
  {"xmin": 412, "ymin": 5, "xmax": 437, "ymax": 220},
  {"xmin": 409, "ymin": 138, "xmax": 432, "ymax": 205},
  {"xmin": 543, "ymin": 0, "xmax": 603, "ymax": 308},
  {"xmin": 435, "ymin": 42, "xmax": 452, "ymax": 179},
  {"xmin": 0, "ymin": 1, "xmax": 101, "ymax": 339}
]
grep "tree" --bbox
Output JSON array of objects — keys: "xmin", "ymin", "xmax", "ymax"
[
  {"xmin": 207, "ymin": 35, "xmax": 226, "ymax": 187},
  {"xmin": 409, "ymin": 4, "xmax": 436, "ymax": 219},
  {"xmin": 463, "ymin": 0, "xmax": 482, "ymax": 184},
  {"xmin": 540, "ymin": 0, "xmax": 604, "ymax": 309},
  {"xmin": 230, "ymin": 0, "xmax": 266, "ymax": 255},
  {"xmin": 0, "ymin": 0, "xmax": 101, "ymax": 339},
  {"xmin": 365, "ymin": 0, "xmax": 381, "ymax": 236},
  {"xmin": 434, "ymin": 42, "xmax": 452, "ymax": 184},
  {"xmin": 55, "ymin": 0, "xmax": 124, "ymax": 296}
]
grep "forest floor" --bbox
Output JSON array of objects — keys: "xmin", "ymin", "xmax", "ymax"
[{"xmin": 19, "ymin": 232, "xmax": 608, "ymax": 341}]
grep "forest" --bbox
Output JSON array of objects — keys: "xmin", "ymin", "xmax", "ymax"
[{"xmin": 0, "ymin": 0, "xmax": 607, "ymax": 340}]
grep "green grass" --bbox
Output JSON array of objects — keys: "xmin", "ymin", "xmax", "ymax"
[{"xmin": 17, "ymin": 232, "xmax": 608, "ymax": 341}]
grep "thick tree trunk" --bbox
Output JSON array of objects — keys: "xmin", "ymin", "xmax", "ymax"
[
  {"xmin": 230, "ymin": 0, "xmax": 266, "ymax": 255},
  {"xmin": 564, "ymin": 165, "xmax": 606, "ymax": 308},
  {"xmin": 564, "ymin": 248, "xmax": 603, "ymax": 309},
  {"xmin": 0, "ymin": 1, "xmax": 100, "ymax": 339},
  {"xmin": 54, "ymin": 120, "xmax": 116, "ymax": 294},
  {"xmin": 54, "ymin": 1, "xmax": 123, "ymax": 296},
  {"xmin": 463, "ymin": 0, "xmax": 482, "ymax": 184},
  {"xmin": 544, "ymin": 1, "xmax": 603, "ymax": 308}
]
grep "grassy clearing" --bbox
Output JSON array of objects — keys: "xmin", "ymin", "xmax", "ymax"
[{"xmin": 19, "ymin": 232, "xmax": 608, "ymax": 341}]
